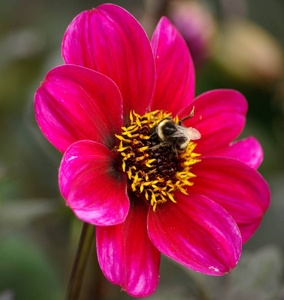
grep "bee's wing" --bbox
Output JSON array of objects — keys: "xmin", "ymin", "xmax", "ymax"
[
  {"xmin": 184, "ymin": 127, "xmax": 201, "ymax": 141},
  {"xmin": 173, "ymin": 126, "xmax": 201, "ymax": 141}
]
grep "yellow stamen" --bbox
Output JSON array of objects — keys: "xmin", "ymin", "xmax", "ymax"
[{"xmin": 115, "ymin": 110, "xmax": 201, "ymax": 210}]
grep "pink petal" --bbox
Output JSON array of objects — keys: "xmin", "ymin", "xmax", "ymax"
[
  {"xmin": 62, "ymin": 4, "xmax": 155, "ymax": 122},
  {"xmin": 148, "ymin": 193, "xmax": 241, "ymax": 275},
  {"xmin": 96, "ymin": 199, "xmax": 160, "ymax": 297},
  {"xmin": 35, "ymin": 65, "xmax": 123, "ymax": 153},
  {"xmin": 178, "ymin": 89, "xmax": 248, "ymax": 154},
  {"xmin": 207, "ymin": 136, "xmax": 263, "ymax": 169},
  {"xmin": 150, "ymin": 17, "xmax": 195, "ymax": 115},
  {"xmin": 59, "ymin": 140, "xmax": 129, "ymax": 226},
  {"xmin": 190, "ymin": 157, "xmax": 270, "ymax": 243}
]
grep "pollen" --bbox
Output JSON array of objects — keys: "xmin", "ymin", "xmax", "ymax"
[{"xmin": 115, "ymin": 111, "xmax": 201, "ymax": 211}]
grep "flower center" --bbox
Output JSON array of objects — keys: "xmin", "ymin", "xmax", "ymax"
[{"xmin": 115, "ymin": 111, "xmax": 201, "ymax": 210}]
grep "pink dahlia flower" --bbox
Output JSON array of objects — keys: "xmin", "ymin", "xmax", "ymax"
[{"xmin": 34, "ymin": 4, "xmax": 270, "ymax": 297}]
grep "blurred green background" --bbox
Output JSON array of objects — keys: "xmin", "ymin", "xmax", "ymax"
[{"xmin": 0, "ymin": 0, "xmax": 284, "ymax": 299}]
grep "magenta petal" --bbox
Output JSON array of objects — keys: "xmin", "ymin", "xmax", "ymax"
[
  {"xmin": 207, "ymin": 136, "xmax": 263, "ymax": 169},
  {"xmin": 190, "ymin": 157, "xmax": 270, "ymax": 243},
  {"xmin": 96, "ymin": 200, "xmax": 160, "ymax": 297},
  {"xmin": 59, "ymin": 140, "xmax": 129, "ymax": 226},
  {"xmin": 148, "ymin": 193, "xmax": 241, "ymax": 275},
  {"xmin": 35, "ymin": 65, "xmax": 123, "ymax": 153},
  {"xmin": 178, "ymin": 90, "xmax": 248, "ymax": 154},
  {"xmin": 150, "ymin": 17, "xmax": 195, "ymax": 115},
  {"xmin": 62, "ymin": 4, "xmax": 155, "ymax": 121}
]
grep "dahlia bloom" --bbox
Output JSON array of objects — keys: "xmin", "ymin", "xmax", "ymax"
[{"xmin": 34, "ymin": 4, "xmax": 270, "ymax": 297}]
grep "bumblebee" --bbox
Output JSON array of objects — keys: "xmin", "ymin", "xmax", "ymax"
[{"xmin": 154, "ymin": 111, "xmax": 201, "ymax": 151}]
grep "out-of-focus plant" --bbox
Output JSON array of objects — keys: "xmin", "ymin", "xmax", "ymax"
[
  {"xmin": 179, "ymin": 245, "xmax": 283, "ymax": 300},
  {"xmin": 214, "ymin": 19, "xmax": 284, "ymax": 87},
  {"xmin": 169, "ymin": 0, "xmax": 216, "ymax": 67}
]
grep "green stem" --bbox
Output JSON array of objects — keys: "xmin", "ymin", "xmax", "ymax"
[{"xmin": 66, "ymin": 222, "xmax": 95, "ymax": 300}]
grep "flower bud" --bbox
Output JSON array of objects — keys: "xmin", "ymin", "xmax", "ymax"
[
  {"xmin": 214, "ymin": 20, "xmax": 284, "ymax": 86},
  {"xmin": 169, "ymin": 1, "xmax": 216, "ymax": 67}
]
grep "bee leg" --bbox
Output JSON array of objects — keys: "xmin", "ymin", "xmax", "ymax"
[
  {"xmin": 149, "ymin": 131, "xmax": 157, "ymax": 138},
  {"xmin": 171, "ymin": 143, "xmax": 179, "ymax": 157},
  {"xmin": 150, "ymin": 112, "xmax": 157, "ymax": 124},
  {"xmin": 179, "ymin": 106, "xmax": 195, "ymax": 125},
  {"xmin": 174, "ymin": 148, "xmax": 179, "ymax": 157},
  {"xmin": 149, "ymin": 142, "xmax": 170, "ymax": 151}
]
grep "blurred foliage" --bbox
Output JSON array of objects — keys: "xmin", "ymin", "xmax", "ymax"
[
  {"xmin": 0, "ymin": 237, "xmax": 61, "ymax": 300},
  {"xmin": 0, "ymin": 0, "xmax": 284, "ymax": 299}
]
